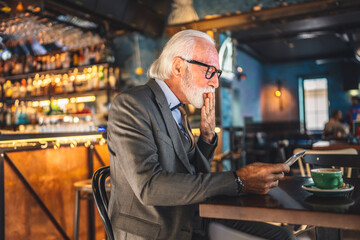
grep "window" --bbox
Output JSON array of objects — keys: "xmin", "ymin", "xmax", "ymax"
[{"xmin": 300, "ymin": 78, "xmax": 329, "ymax": 132}]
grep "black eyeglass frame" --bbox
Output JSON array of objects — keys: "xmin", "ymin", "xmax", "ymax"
[{"xmin": 180, "ymin": 57, "xmax": 222, "ymax": 79}]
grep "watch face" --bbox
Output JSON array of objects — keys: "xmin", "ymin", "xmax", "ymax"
[{"xmin": 235, "ymin": 177, "xmax": 243, "ymax": 194}]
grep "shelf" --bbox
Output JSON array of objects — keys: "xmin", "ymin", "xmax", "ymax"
[
  {"xmin": 0, "ymin": 131, "xmax": 103, "ymax": 142},
  {"xmin": 39, "ymin": 113, "xmax": 93, "ymax": 119},
  {"xmin": 2, "ymin": 63, "xmax": 109, "ymax": 81},
  {"xmin": 2, "ymin": 89, "xmax": 109, "ymax": 104}
]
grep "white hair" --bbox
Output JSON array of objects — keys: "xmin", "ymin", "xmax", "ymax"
[{"xmin": 148, "ymin": 30, "xmax": 215, "ymax": 80}]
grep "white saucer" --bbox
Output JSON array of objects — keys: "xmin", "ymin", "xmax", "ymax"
[{"xmin": 302, "ymin": 183, "xmax": 354, "ymax": 197}]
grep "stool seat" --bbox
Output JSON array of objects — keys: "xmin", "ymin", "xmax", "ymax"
[{"xmin": 74, "ymin": 179, "xmax": 93, "ymax": 193}]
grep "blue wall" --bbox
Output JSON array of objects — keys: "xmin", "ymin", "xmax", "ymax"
[
  {"xmin": 235, "ymin": 50, "xmax": 263, "ymax": 125},
  {"xmin": 234, "ymin": 49, "xmax": 352, "ymax": 124},
  {"xmin": 112, "ymin": 33, "xmax": 167, "ymax": 86},
  {"xmin": 263, "ymin": 60, "xmax": 351, "ymax": 120}
]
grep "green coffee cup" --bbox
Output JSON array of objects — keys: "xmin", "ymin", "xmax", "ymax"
[{"xmin": 310, "ymin": 168, "xmax": 343, "ymax": 189}]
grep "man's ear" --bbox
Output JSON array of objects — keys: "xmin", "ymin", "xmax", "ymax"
[{"xmin": 171, "ymin": 57, "xmax": 183, "ymax": 78}]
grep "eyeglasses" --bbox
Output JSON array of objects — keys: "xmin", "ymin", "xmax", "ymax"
[{"xmin": 180, "ymin": 57, "xmax": 222, "ymax": 79}]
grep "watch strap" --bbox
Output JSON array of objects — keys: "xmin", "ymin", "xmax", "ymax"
[{"xmin": 232, "ymin": 171, "xmax": 243, "ymax": 194}]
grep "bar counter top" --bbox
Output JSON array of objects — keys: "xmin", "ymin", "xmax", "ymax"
[{"xmin": 0, "ymin": 131, "xmax": 104, "ymax": 141}]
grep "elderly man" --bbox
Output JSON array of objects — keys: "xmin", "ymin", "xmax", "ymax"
[{"xmin": 107, "ymin": 30, "xmax": 295, "ymax": 240}]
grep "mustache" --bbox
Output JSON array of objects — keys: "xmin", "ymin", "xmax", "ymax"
[{"xmin": 203, "ymin": 87, "xmax": 215, "ymax": 93}]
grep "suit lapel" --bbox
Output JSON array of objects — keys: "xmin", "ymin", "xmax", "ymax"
[{"xmin": 146, "ymin": 79, "xmax": 193, "ymax": 173}]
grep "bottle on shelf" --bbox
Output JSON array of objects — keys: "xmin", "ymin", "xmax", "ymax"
[
  {"xmin": 5, "ymin": 105, "xmax": 12, "ymax": 126},
  {"xmin": 13, "ymin": 101, "xmax": 19, "ymax": 125},
  {"xmin": 91, "ymin": 65, "xmax": 99, "ymax": 90},
  {"xmin": 33, "ymin": 74, "xmax": 41, "ymax": 96},
  {"xmin": 63, "ymin": 52, "xmax": 71, "ymax": 69},
  {"xmin": 108, "ymin": 67, "xmax": 116, "ymax": 89},
  {"xmin": 54, "ymin": 74, "xmax": 64, "ymax": 95},
  {"xmin": 55, "ymin": 53, "xmax": 62, "ymax": 69},
  {"xmin": 12, "ymin": 82, "xmax": 20, "ymax": 99},
  {"xmin": 4, "ymin": 80, "xmax": 12, "ymax": 99},
  {"xmin": 89, "ymin": 46, "xmax": 96, "ymax": 64},
  {"xmin": 72, "ymin": 51, "xmax": 79, "ymax": 68},
  {"xmin": 63, "ymin": 73, "xmax": 73, "ymax": 93},
  {"xmin": 98, "ymin": 65, "xmax": 105, "ymax": 89},
  {"xmin": 83, "ymin": 47, "xmax": 90, "ymax": 66},
  {"xmin": 78, "ymin": 48, "xmax": 85, "ymax": 66},
  {"xmin": 19, "ymin": 78, "xmax": 26, "ymax": 98},
  {"xmin": 26, "ymin": 78, "xmax": 33, "ymax": 97}
]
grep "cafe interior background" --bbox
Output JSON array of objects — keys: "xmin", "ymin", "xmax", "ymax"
[{"xmin": 1, "ymin": 0, "xmax": 360, "ymax": 239}]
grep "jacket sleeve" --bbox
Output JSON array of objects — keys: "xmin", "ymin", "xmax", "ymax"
[
  {"xmin": 197, "ymin": 134, "xmax": 218, "ymax": 160},
  {"xmin": 107, "ymin": 93, "xmax": 237, "ymax": 207}
]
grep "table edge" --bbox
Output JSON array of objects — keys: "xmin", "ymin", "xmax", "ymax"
[{"xmin": 199, "ymin": 204, "xmax": 360, "ymax": 231}]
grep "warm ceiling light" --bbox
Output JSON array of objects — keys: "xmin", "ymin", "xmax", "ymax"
[
  {"xmin": 275, "ymin": 90, "xmax": 282, "ymax": 97},
  {"xmin": 253, "ymin": 5, "xmax": 262, "ymax": 11},
  {"xmin": 135, "ymin": 67, "xmax": 144, "ymax": 75}
]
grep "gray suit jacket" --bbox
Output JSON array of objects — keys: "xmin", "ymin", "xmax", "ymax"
[{"xmin": 107, "ymin": 79, "xmax": 237, "ymax": 240}]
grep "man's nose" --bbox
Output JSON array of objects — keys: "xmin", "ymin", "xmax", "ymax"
[{"xmin": 209, "ymin": 75, "xmax": 219, "ymax": 89}]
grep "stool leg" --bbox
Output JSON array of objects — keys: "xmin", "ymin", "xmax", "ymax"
[{"xmin": 73, "ymin": 190, "xmax": 80, "ymax": 240}]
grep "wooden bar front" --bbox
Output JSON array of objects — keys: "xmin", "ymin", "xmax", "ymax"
[{"xmin": 4, "ymin": 139, "xmax": 109, "ymax": 240}]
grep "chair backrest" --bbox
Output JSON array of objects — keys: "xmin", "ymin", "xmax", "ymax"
[
  {"xmin": 92, "ymin": 166, "xmax": 114, "ymax": 240},
  {"xmin": 293, "ymin": 148, "xmax": 359, "ymax": 177},
  {"xmin": 304, "ymin": 154, "xmax": 360, "ymax": 168}
]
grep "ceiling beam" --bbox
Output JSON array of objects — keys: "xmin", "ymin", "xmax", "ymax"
[
  {"xmin": 44, "ymin": 0, "xmax": 135, "ymax": 34},
  {"xmin": 165, "ymin": 0, "xmax": 360, "ymax": 37},
  {"xmin": 236, "ymin": 43, "xmax": 266, "ymax": 62},
  {"xmin": 260, "ymin": 50, "xmax": 354, "ymax": 64},
  {"xmin": 232, "ymin": 11, "xmax": 360, "ymax": 43}
]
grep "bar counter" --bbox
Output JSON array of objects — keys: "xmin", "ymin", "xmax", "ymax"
[{"xmin": 0, "ymin": 131, "xmax": 109, "ymax": 240}]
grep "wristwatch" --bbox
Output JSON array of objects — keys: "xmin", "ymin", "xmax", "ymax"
[{"xmin": 233, "ymin": 172, "xmax": 243, "ymax": 194}]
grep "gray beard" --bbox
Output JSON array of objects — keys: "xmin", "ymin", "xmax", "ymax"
[{"xmin": 181, "ymin": 67, "xmax": 215, "ymax": 109}]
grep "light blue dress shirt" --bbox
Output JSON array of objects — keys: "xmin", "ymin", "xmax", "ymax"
[{"xmin": 155, "ymin": 79, "xmax": 185, "ymax": 132}]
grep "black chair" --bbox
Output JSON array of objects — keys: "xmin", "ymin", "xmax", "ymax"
[
  {"xmin": 304, "ymin": 153, "xmax": 360, "ymax": 176},
  {"xmin": 92, "ymin": 166, "xmax": 114, "ymax": 240},
  {"xmin": 294, "ymin": 148, "xmax": 358, "ymax": 177}
]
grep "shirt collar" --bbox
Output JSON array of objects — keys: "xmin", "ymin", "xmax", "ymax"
[{"xmin": 155, "ymin": 79, "xmax": 181, "ymax": 110}]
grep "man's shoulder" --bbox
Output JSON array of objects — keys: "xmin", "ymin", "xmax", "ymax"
[
  {"xmin": 124, "ymin": 84, "xmax": 151, "ymax": 95},
  {"xmin": 114, "ymin": 84, "xmax": 152, "ymax": 102}
]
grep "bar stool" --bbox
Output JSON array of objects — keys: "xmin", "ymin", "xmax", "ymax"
[{"xmin": 73, "ymin": 179, "xmax": 93, "ymax": 240}]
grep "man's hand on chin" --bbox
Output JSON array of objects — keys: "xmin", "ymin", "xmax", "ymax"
[{"xmin": 200, "ymin": 92, "xmax": 216, "ymax": 143}]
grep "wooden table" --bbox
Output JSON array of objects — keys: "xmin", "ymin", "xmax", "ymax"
[{"xmin": 200, "ymin": 177, "xmax": 360, "ymax": 239}]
